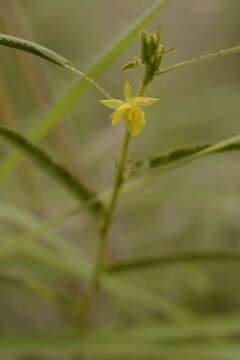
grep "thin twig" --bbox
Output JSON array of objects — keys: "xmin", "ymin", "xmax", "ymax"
[
  {"xmin": 65, "ymin": 65, "xmax": 111, "ymax": 99},
  {"xmin": 157, "ymin": 44, "xmax": 240, "ymax": 75}
]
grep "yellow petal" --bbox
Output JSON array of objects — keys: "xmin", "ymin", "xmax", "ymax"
[
  {"xmin": 124, "ymin": 106, "xmax": 145, "ymax": 136},
  {"xmin": 111, "ymin": 106, "xmax": 128, "ymax": 125},
  {"xmin": 100, "ymin": 99, "xmax": 124, "ymax": 109},
  {"xmin": 124, "ymin": 81, "xmax": 132, "ymax": 101},
  {"xmin": 113, "ymin": 102, "xmax": 131, "ymax": 112},
  {"xmin": 131, "ymin": 96, "xmax": 159, "ymax": 107}
]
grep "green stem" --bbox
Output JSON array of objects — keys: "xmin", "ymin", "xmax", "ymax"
[
  {"xmin": 79, "ymin": 69, "xmax": 150, "ymax": 326},
  {"xmin": 79, "ymin": 130, "xmax": 131, "ymax": 326},
  {"xmin": 95, "ymin": 130, "xmax": 130, "ymax": 281},
  {"xmin": 138, "ymin": 75, "xmax": 149, "ymax": 96},
  {"xmin": 65, "ymin": 64, "xmax": 111, "ymax": 99},
  {"xmin": 157, "ymin": 44, "xmax": 240, "ymax": 75}
]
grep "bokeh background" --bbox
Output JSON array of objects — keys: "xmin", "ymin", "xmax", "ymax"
[{"xmin": 0, "ymin": 0, "xmax": 240, "ymax": 358}]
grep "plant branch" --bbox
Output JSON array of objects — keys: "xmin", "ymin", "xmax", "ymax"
[
  {"xmin": 65, "ymin": 65, "xmax": 111, "ymax": 99},
  {"xmin": 157, "ymin": 44, "xmax": 240, "ymax": 75},
  {"xmin": 92, "ymin": 131, "xmax": 131, "ymax": 287},
  {"xmin": 78, "ymin": 64, "xmax": 152, "ymax": 326},
  {"xmin": 78, "ymin": 130, "xmax": 131, "ymax": 327}
]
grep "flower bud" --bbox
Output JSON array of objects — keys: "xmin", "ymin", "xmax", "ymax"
[
  {"xmin": 140, "ymin": 30, "xmax": 152, "ymax": 65},
  {"xmin": 121, "ymin": 58, "xmax": 141, "ymax": 71},
  {"xmin": 140, "ymin": 29, "xmax": 161, "ymax": 66}
]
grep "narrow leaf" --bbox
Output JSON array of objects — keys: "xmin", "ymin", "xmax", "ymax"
[
  {"xmin": 0, "ymin": 334, "xmax": 240, "ymax": 358},
  {"xmin": 0, "ymin": 34, "xmax": 111, "ymax": 99},
  {"xmin": 0, "ymin": 125, "xmax": 103, "ymax": 215},
  {"xmin": 0, "ymin": 34, "xmax": 72, "ymax": 67},
  {"xmin": 146, "ymin": 143, "xmax": 240, "ymax": 169},
  {"xmin": 108, "ymin": 251, "xmax": 240, "ymax": 274},
  {"xmin": 122, "ymin": 133, "xmax": 240, "ymax": 195},
  {"xmin": 0, "ymin": 272, "xmax": 63, "ymax": 306}
]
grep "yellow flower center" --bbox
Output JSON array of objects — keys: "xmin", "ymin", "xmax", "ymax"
[{"xmin": 124, "ymin": 106, "xmax": 145, "ymax": 136}]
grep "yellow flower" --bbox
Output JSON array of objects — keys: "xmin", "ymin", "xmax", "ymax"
[{"xmin": 100, "ymin": 81, "xmax": 159, "ymax": 136}]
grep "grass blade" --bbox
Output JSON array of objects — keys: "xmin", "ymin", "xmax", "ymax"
[
  {"xmin": 0, "ymin": 33, "xmax": 112, "ymax": 98},
  {"xmin": 0, "ymin": 0, "xmax": 170, "ymax": 183},
  {"xmin": 0, "ymin": 33, "xmax": 71, "ymax": 66},
  {"xmin": 0, "ymin": 33, "xmax": 110, "ymax": 98},
  {"xmin": 0, "ymin": 271, "xmax": 63, "ymax": 306},
  {"xmin": 108, "ymin": 251, "xmax": 240, "ymax": 274},
  {"xmin": 0, "ymin": 204, "xmax": 193, "ymax": 321},
  {"xmin": 1, "ymin": 327, "xmax": 240, "ymax": 358},
  {"xmin": 0, "ymin": 125, "xmax": 103, "ymax": 215}
]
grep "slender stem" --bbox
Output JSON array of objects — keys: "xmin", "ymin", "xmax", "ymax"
[
  {"xmin": 78, "ymin": 131, "xmax": 131, "ymax": 327},
  {"xmin": 157, "ymin": 44, "xmax": 240, "ymax": 75},
  {"xmin": 94, "ymin": 130, "xmax": 130, "ymax": 284},
  {"xmin": 138, "ymin": 75, "xmax": 149, "ymax": 96},
  {"xmin": 65, "ymin": 64, "xmax": 111, "ymax": 99},
  {"xmin": 105, "ymin": 133, "xmax": 131, "ymax": 229},
  {"xmin": 79, "ymin": 69, "xmax": 149, "ymax": 326}
]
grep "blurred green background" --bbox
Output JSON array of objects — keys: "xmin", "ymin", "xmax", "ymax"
[{"xmin": 0, "ymin": 0, "xmax": 240, "ymax": 358}]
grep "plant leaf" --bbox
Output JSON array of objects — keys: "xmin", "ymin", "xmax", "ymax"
[
  {"xmin": 147, "ymin": 143, "xmax": 240, "ymax": 169},
  {"xmin": 121, "ymin": 133, "xmax": 240, "ymax": 195},
  {"xmin": 108, "ymin": 251, "xmax": 240, "ymax": 274},
  {"xmin": 0, "ymin": 33, "xmax": 72, "ymax": 67},
  {"xmin": 0, "ymin": 271, "xmax": 63, "ymax": 306},
  {"xmin": 0, "ymin": 125, "xmax": 103, "ymax": 216}
]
